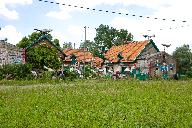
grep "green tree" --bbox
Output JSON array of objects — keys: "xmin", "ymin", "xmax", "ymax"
[
  {"xmin": 17, "ymin": 32, "xmax": 62, "ymax": 70},
  {"xmin": 172, "ymin": 44, "xmax": 192, "ymax": 77},
  {"xmin": 79, "ymin": 40, "xmax": 104, "ymax": 59},
  {"xmin": 94, "ymin": 24, "xmax": 133, "ymax": 51},
  {"xmin": 63, "ymin": 42, "xmax": 72, "ymax": 49},
  {"xmin": 79, "ymin": 40, "xmax": 94, "ymax": 51},
  {"xmin": 53, "ymin": 39, "xmax": 60, "ymax": 48}
]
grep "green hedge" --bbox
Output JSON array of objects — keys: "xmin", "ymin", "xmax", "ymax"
[{"xmin": 0, "ymin": 64, "xmax": 33, "ymax": 80}]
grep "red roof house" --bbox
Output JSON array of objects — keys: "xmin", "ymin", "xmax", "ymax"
[
  {"xmin": 105, "ymin": 40, "xmax": 159, "ymax": 63},
  {"xmin": 63, "ymin": 48, "xmax": 103, "ymax": 67},
  {"xmin": 104, "ymin": 40, "xmax": 160, "ymax": 75}
]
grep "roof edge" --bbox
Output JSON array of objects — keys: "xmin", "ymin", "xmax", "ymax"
[
  {"xmin": 132, "ymin": 39, "xmax": 159, "ymax": 63},
  {"xmin": 26, "ymin": 35, "xmax": 66, "ymax": 57}
]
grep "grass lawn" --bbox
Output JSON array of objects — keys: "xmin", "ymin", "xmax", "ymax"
[{"xmin": 1, "ymin": 79, "xmax": 192, "ymax": 127}]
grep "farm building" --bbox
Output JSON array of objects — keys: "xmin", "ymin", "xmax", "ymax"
[
  {"xmin": 0, "ymin": 40, "xmax": 25, "ymax": 66},
  {"xmin": 25, "ymin": 34, "xmax": 66, "ymax": 62},
  {"xmin": 104, "ymin": 40, "xmax": 176, "ymax": 78},
  {"xmin": 63, "ymin": 48, "xmax": 103, "ymax": 68}
]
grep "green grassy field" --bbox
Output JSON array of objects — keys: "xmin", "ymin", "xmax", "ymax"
[{"xmin": 1, "ymin": 79, "xmax": 192, "ymax": 127}]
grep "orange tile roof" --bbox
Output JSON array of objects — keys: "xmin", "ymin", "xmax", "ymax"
[
  {"xmin": 93, "ymin": 57, "xmax": 104, "ymax": 67},
  {"xmin": 63, "ymin": 48, "xmax": 80, "ymax": 56},
  {"xmin": 105, "ymin": 40, "xmax": 150, "ymax": 62},
  {"xmin": 63, "ymin": 48, "xmax": 98, "ymax": 62},
  {"xmin": 63, "ymin": 48, "xmax": 104, "ymax": 67}
]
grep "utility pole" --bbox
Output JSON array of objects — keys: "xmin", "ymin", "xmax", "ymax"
[
  {"xmin": 83, "ymin": 26, "xmax": 87, "ymax": 76},
  {"xmin": 73, "ymin": 43, "xmax": 75, "ymax": 49},
  {"xmin": 161, "ymin": 43, "xmax": 171, "ymax": 62},
  {"xmin": 162, "ymin": 44, "xmax": 171, "ymax": 52}
]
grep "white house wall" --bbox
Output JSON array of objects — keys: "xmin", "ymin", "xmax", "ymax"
[{"xmin": 113, "ymin": 64, "xmax": 122, "ymax": 73}]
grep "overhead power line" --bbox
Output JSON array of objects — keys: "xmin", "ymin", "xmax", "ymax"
[
  {"xmin": 38, "ymin": 0, "xmax": 192, "ymax": 32},
  {"xmin": 38, "ymin": 0, "xmax": 187, "ymax": 23}
]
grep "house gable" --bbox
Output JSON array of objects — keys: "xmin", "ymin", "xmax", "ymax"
[
  {"xmin": 105, "ymin": 40, "xmax": 158, "ymax": 63},
  {"xmin": 25, "ymin": 35, "xmax": 66, "ymax": 60},
  {"xmin": 135, "ymin": 40, "xmax": 159, "ymax": 61}
]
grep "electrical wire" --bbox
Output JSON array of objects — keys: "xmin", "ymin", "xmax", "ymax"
[{"xmin": 38, "ymin": 0, "xmax": 187, "ymax": 23}]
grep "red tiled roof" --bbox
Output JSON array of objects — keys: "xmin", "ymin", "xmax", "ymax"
[
  {"xmin": 63, "ymin": 48, "xmax": 93, "ymax": 62},
  {"xmin": 93, "ymin": 57, "xmax": 104, "ymax": 68},
  {"xmin": 105, "ymin": 40, "xmax": 150, "ymax": 62},
  {"xmin": 63, "ymin": 48, "xmax": 103, "ymax": 67}
]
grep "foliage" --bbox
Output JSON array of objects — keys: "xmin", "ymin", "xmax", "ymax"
[
  {"xmin": 1, "ymin": 80, "xmax": 192, "ymax": 127},
  {"xmin": 17, "ymin": 32, "xmax": 62, "ymax": 70},
  {"xmin": 26, "ymin": 45, "xmax": 61, "ymax": 70},
  {"xmin": 79, "ymin": 40, "xmax": 95, "ymax": 52},
  {"xmin": 63, "ymin": 42, "xmax": 73, "ymax": 49},
  {"xmin": 0, "ymin": 64, "xmax": 33, "ymax": 80},
  {"xmin": 172, "ymin": 44, "xmax": 192, "ymax": 77},
  {"xmin": 80, "ymin": 24, "xmax": 134, "ymax": 57},
  {"xmin": 83, "ymin": 65, "xmax": 97, "ymax": 78},
  {"xmin": 53, "ymin": 39, "xmax": 60, "ymax": 48},
  {"xmin": 62, "ymin": 66, "xmax": 79, "ymax": 81},
  {"xmin": 94, "ymin": 24, "xmax": 133, "ymax": 53},
  {"xmin": 40, "ymin": 71, "xmax": 55, "ymax": 80},
  {"xmin": 79, "ymin": 40, "xmax": 104, "ymax": 60}
]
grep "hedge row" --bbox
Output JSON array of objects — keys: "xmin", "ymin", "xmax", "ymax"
[{"xmin": 0, "ymin": 64, "xmax": 33, "ymax": 80}]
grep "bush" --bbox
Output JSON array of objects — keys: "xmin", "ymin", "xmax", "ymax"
[
  {"xmin": 186, "ymin": 70, "xmax": 192, "ymax": 78},
  {"xmin": 40, "ymin": 71, "xmax": 55, "ymax": 80},
  {"xmin": 63, "ymin": 67, "xmax": 79, "ymax": 81},
  {"xmin": 84, "ymin": 65, "xmax": 97, "ymax": 78},
  {"xmin": 0, "ymin": 64, "xmax": 33, "ymax": 80}
]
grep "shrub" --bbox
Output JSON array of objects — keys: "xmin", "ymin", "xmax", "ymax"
[
  {"xmin": 84, "ymin": 65, "xmax": 97, "ymax": 78},
  {"xmin": 0, "ymin": 64, "xmax": 33, "ymax": 80},
  {"xmin": 40, "ymin": 71, "xmax": 55, "ymax": 80},
  {"xmin": 63, "ymin": 67, "xmax": 79, "ymax": 81}
]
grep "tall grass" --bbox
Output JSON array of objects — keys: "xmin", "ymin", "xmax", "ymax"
[{"xmin": 1, "ymin": 79, "xmax": 192, "ymax": 127}]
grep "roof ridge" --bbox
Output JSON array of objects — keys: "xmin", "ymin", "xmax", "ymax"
[
  {"xmin": 105, "ymin": 40, "xmax": 150, "ymax": 62},
  {"xmin": 107, "ymin": 42, "xmax": 137, "ymax": 60},
  {"xmin": 128, "ymin": 40, "xmax": 149, "ymax": 61}
]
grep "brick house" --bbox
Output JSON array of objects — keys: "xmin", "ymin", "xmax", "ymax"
[
  {"xmin": 0, "ymin": 40, "xmax": 25, "ymax": 66},
  {"xmin": 104, "ymin": 40, "xmax": 176, "ymax": 78}
]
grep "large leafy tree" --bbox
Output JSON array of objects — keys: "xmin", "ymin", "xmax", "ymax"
[
  {"xmin": 94, "ymin": 24, "xmax": 133, "ymax": 51},
  {"xmin": 172, "ymin": 44, "xmax": 192, "ymax": 77},
  {"xmin": 79, "ymin": 40, "xmax": 94, "ymax": 51},
  {"xmin": 79, "ymin": 40, "xmax": 104, "ymax": 59},
  {"xmin": 17, "ymin": 32, "xmax": 62, "ymax": 70}
]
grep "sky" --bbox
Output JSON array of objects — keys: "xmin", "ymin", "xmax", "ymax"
[{"xmin": 1, "ymin": 0, "xmax": 192, "ymax": 54}]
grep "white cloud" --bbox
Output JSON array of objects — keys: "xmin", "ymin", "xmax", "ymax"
[
  {"xmin": 51, "ymin": 31, "xmax": 65, "ymax": 47},
  {"xmin": 46, "ymin": 7, "xmax": 72, "ymax": 21},
  {"xmin": 65, "ymin": 25, "xmax": 86, "ymax": 48},
  {"xmin": 46, "ymin": 0, "xmax": 175, "ymax": 21},
  {"xmin": 152, "ymin": 1, "xmax": 192, "ymax": 21},
  {"xmin": 107, "ymin": 0, "xmax": 192, "ymax": 54},
  {"xmin": 0, "ymin": 25, "xmax": 23, "ymax": 45},
  {"xmin": 110, "ymin": 15, "xmax": 192, "ymax": 54},
  {"xmin": 51, "ymin": 25, "xmax": 96, "ymax": 48},
  {"xmin": 46, "ymin": 0, "xmax": 192, "ymax": 27},
  {"xmin": 66, "ymin": 25, "xmax": 96, "ymax": 47},
  {"xmin": 46, "ymin": 0, "xmax": 192, "ymax": 54},
  {"xmin": 0, "ymin": 0, "xmax": 32, "ymax": 20},
  {"xmin": 50, "ymin": 26, "xmax": 84, "ymax": 48}
]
